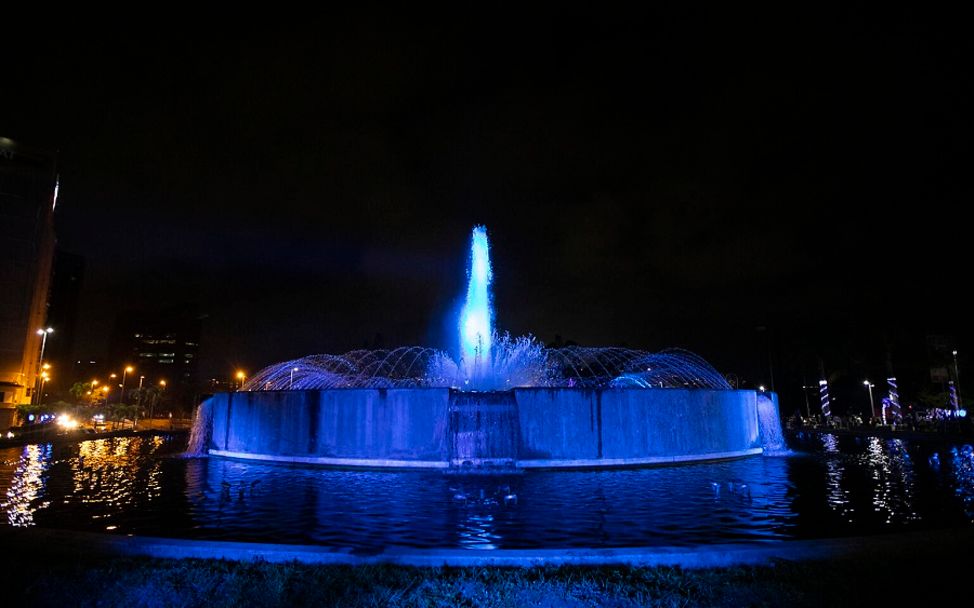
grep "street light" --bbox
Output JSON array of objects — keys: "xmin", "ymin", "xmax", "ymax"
[
  {"xmin": 40, "ymin": 372, "xmax": 50, "ymax": 405},
  {"xmin": 120, "ymin": 366, "xmax": 134, "ymax": 404},
  {"xmin": 953, "ymin": 350, "xmax": 963, "ymax": 408},
  {"xmin": 33, "ymin": 327, "xmax": 54, "ymax": 404},
  {"xmin": 236, "ymin": 370, "xmax": 246, "ymax": 390},
  {"xmin": 290, "ymin": 367, "xmax": 299, "ymax": 389},
  {"xmin": 864, "ymin": 380, "xmax": 877, "ymax": 423}
]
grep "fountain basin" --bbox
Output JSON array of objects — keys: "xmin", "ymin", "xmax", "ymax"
[{"xmin": 200, "ymin": 388, "xmax": 778, "ymax": 469}]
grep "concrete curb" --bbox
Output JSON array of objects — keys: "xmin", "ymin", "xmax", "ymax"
[
  {"xmin": 4, "ymin": 527, "xmax": 970, "ymax": 568},
  {"xmin": 207, "ymin": 447, "xmax": 764, "ymax": 470}
]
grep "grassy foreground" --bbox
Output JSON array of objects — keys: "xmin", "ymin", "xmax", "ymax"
[{"xmin": 3, "ymin": 549, "xmax": 965, "ymax": 608}]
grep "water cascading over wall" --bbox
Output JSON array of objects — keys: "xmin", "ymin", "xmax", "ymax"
[
  {"xmin": 196, "ymin": 387, "xmax": 773, "ymax": 469},
  {"xmin": 755, "ymin": 392, "xmax": 788, "ymax": 455},
  {"xmin": 448, "ymin": 391, "xmax": 519, "ymax": 468},
  {"xmin": 186, "ymin": 398, "xmax": 213, "ymax": 456}
]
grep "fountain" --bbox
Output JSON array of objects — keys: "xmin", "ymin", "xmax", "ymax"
[{"xmin": 191, "ymin": 226, "xmax": 784, "ymax": 469}]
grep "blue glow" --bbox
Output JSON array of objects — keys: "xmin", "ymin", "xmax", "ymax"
[
  {"xmin": 238, "ymin": 225, "xmax": 730, "ymax": 393},
  {"xmin": 459, "ymin": 225, "xmax": 493, "ymax": 361},
  {"xmin": 887, "ymin": 376, "xmax": 901, "ymax": 420},
  {"xmin": 819, "ymin": 379, "xmax": 831, "ymax": 417}
]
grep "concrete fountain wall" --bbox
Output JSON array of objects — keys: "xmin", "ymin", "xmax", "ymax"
[{"xmin": 202, "ymin": 387, "xmax": 774, "ymax": 469}]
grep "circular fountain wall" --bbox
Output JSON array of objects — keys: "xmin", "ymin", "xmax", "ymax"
[
  {"xmin": 198, "ymin": 387, "xmax": 778, "ymax": 469},
  {"xmin": 192, "ymin": 227, "xmax": 785, "ymax": 470}
]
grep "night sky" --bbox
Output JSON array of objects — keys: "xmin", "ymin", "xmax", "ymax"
[{"xmin": 4, "ymin": 11, "xmax": 972, "ymax": 396}]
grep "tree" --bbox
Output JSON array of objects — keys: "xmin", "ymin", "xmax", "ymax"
[
  {"xmin": 141, "ymin": 387, "xmax": 162, "ymax": 428},
  {"xmin": 69, "ymin": 381, "xmax": 92, "ymax": 402},
  {"xmin": 107, "ymin": 403, "xmax": 140, "ymax": 430},
  {"xmin": 70, "ymin": 381, "xmax": 109, "ymax": 406}
]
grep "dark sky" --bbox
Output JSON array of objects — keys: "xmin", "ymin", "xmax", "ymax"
[{"xmin": 4, "ymin": 10, "xmax": 972, "ymax": 386}]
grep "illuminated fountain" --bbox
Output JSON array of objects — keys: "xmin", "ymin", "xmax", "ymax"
[{"xmin": 190, "ymin": 226, "xmax": 784, "ymax": 470}]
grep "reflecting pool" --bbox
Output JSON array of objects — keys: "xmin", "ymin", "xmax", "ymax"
[{"xmin": 2, "ymin": 433, "xmax": 972, "ymax": 549}]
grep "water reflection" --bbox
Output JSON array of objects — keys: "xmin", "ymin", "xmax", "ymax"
[
  {"xmin": 820, "ymin": 434, "xmax": 853, "ymax": 521},
  {"xmin": 72, "ymin": 437, "xmax": 166, "ymax": 512},
  {"xmin": 2, "ymin": 434, "xmax": 974, "ymax": 547},
  {"xmin": 947, "ymin": 445, "xmax": 974, "ymax": 521},
  {"xmin": 2, "ymin": 444, "xmax": 53, "ymax": 526},
  {"xmin": 809, "ymin": 433, "xmax": 936, "ymax": 531},
  {"xmin": 862, "ymin": 438, "xmax": 917, "ymax": 525},
  {"xmin": 448, "ymin": 481, "xmax": 518, "ymax": 549},
  {"xmin": 0, "ymin": 436, "xmax": 174, "ymax": 530},
  {"xmin": 178, "ymin": 455, "xmax": 796, "ymax": 549}
]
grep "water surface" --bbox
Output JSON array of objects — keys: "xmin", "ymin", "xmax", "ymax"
[{"xmin": 2, "ymin": 433, "xmax": 972, "ymax": 549}]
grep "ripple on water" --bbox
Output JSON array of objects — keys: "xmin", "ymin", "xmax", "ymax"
[{"xmin": 1, "ymin": 433, "xmax": 973, "ymax": 548}]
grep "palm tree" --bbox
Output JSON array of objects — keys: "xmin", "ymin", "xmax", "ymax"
[
  {"xmin": 141, "ymin": 386, "xmax": 162, "ymax": 428},
  {"xmin": 70, "ymin": 381, "xmax": 93, "ymax": 403}
]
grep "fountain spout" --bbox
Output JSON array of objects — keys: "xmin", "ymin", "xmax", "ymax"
[{"xmin": 459, "ymin": 225, "xmax": 494, "ymax": 362}]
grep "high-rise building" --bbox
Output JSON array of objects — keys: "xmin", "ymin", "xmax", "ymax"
[
  {"xmin": 109, "ymin": 307, "xmax": 203, "ymax": 402},
  {"xmin": 0, "ymin": 137, "xmax": 58, "ymax": 429}
]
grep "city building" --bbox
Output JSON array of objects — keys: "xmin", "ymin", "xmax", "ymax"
[
  {"xmin": 0, "ymin": 137, "xmax": 58, "ymax": 428},
  {"xmin": 109, "ymin": 307, "xmax": 203, "ymax": 402}
]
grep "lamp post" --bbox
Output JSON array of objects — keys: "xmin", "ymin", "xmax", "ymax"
[
  {"xmin": 33, "ymin": 327, "xmax": 54, "ymax": 404},
  {"xmin": 864, "ymin": 380, "xmax": 878, "ymax": 424},
  {"xmin": 120, "ymin": 366, "xmax": 133, "ymax": 404},
  {"xmin": 801, "ymin": 384, "xmax": 812, "ymax": 420},
  {"xmin": 158, "ymin": 380, "xmax": 167, "ymax": 430},
  {"xmin": 236, "ymin": 371, "xmax": 246, "ymax": 391},
  {"xmin": 953, "ymin": 350, "xmax": 963, "ymax": 408},
  {"xmin": 290, "ymin": 367, "xmax": 299, "ymax": 389},
  {"xmin": 40, "ymin": 373, "xmax": 50, "ymax": 405}
]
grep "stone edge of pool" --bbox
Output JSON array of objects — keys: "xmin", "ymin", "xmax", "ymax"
[{"xmin": 4, "ymin": 527, "xmax": 971, "ymax": 568}]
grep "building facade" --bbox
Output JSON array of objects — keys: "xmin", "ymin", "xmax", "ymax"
[
  {"xmin": 0, "ymin": 137, "xmax": 57, "ymax": 428},
  {"xmin": 110, "ymin": 308, "xmax": 203, "ymax": 403}
]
